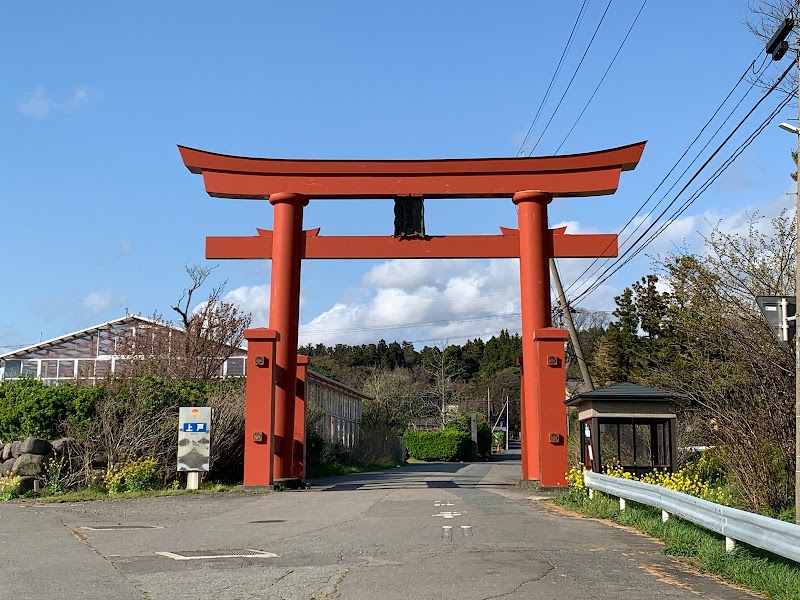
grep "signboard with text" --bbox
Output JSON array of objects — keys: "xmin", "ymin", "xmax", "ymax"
[{"xmin": 178, "ymin": 406, "xmax": 212, "ymax": 472}]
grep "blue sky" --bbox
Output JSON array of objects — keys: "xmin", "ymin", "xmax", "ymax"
[{"xmin": 1, "ymin": 1, "xmax": 796, "ymax": 350}]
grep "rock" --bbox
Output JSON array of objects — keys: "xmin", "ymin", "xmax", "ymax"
[
  {"xmin": 0, "ymin": 443, "xmax": 11, "ymax": 461},
  {"xmin": 16, "ymin": 476, "xmax": 36, "ymax": 495},
  {"xmin": 10, "ymin": 441, "xmax": 22, "ymax": 458},
  {"xmin": 51, "ymin": 437, "xmax": 77, "ymax": 455},
  {"xmin": 11, "ymin": 454, "xmax": 48, "ymax": 477},
  {"xmin": 91, "ymin": 452, "xmax": 108, "ymax": 469},
  {"xmin": 1, "ymin": 458, "xmax": 15, "ymax": 476},
  {"xmin": 20, "ymin": 437, "xmax": 52, "ymax": 456}
]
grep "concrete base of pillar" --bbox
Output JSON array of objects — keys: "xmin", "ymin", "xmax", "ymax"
[{"xmin": 273, "ymin": 477, "xmax": 307, "ymax": 490}]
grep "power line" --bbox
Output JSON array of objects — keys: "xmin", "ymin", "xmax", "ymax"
[
  {"xmin": 516, "ymin": 0, "xmax": 590, "ymax": 157},
  {"xmin": 529, "ymin": 0, "xmax": 614, "ymax": 156},
  {"xmin": 566, "ymin": 55, "xmax": 773, "ymax": 297},
  {"xmin": 554, "ymin": 0, "xmax": 648, "ymax": 154},
  {"xmin": 563, "ymin": 51, "xmax": 774, "ymax": 297},
  {"xmin": 571, "ymin": 75, "xmax": 795, "ymax": 306},
  {"xmin": 573, "ymin": 84, "xmax": 794, "ymax": 305}
]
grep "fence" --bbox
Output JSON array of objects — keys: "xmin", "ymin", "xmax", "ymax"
[{"xmin": 583, "ymin": 470, "xmax": 800, "ymax": 563}]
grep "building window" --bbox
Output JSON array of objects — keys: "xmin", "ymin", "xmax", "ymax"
[
  {"xmin": 58, "ymin": 360, "xmax": 75, "ymax": 379},
  {"xmin": 22, "ymin": 361, "xmax": 37, "ymax": 377},
  {"xmin": 3, "ymin": 360, "xmax": 22, "ymax": 378},
  {"xmin": 225, "ymin": 357, "xmax": 245, "ymax": 377}
]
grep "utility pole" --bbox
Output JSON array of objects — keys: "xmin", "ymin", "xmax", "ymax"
[
  {"xmin": 794, "ymin": 51, "xmax": 800, "ymax": 524},
  {"xmin": 550, "ymin": 258, "xmax": 594, "ymax": 392},
  {"xmin": 767, "ymin": 14, "xmax": 798, "ymax": 524}
]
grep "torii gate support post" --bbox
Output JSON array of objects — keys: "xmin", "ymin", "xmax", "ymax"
[
  {"xmin": 269, "ymin": 193, "xmax": 308, "ymax": 481},
  {"xmin": 294, "ymin": 355, "xmax": 309, "ymax": 480},
  {"xmin": 514, "ymin": 190, "xmax": 569, "ymax": 485},
  {"xmin": 532, "ymin": 328, "xmax": 569, "ymax": 487},
  {"xmin": 243, "ymin": 328, "xmax": 279, "ymax": 487}
]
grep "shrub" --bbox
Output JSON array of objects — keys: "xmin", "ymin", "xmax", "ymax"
[
  {"xmin": 103, "ymin": 457, "xmax": 159, "ymax": 493},
  {"xmin": 0, "ymin": 378, "xmax": 100, "ymax": 440},
  {"xmin": 0, "ymin": 475, "xmax": 22, "ymax": 500},
  {"xmin": 492, "ymin": 430, "xmax": 506, "ymax": 449},
  {"xmin": 444, "ymin": 413, "xmax": 493, "ymax": 459},
  {"xmin": 565, "ymin": 465, "xmax": 588, "ymax": 501},
  {"xmin": 572, "ymin": 463, "xmax": 731, "ymax": 505},
  {"xmin": 405, "ymin": 430, "xmax": 469, "ymax": 461}
]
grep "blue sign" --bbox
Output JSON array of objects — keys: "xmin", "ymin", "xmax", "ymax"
[{"xmin": 182, "ymin": 422, "xmax": 208, "ymax": 433}]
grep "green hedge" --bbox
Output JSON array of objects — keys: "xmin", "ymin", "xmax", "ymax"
[
  {"xmin": 0, "ymin": 376, "xmax": 216, "ymax": 442},
  {"xmin": 444, "ymin": 413, "xmax": 493, "ymax": 459},
  {"xmin": 0, "ymin": 378, "xmax": 102, "ymax": 440},
  {"xmin": 404, "ymin": 430, "xmax": 470, "ymax": 461}
]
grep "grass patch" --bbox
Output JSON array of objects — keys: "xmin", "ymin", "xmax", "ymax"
[
  {"xmin": 16, "ymin": 480, "xmax": 242, "ymax": 503},
  {"xmin": 307, "ymin": 461, "xmax": 399, "ymax": 478},
  {"xmin": 555, "ymin": 494, "xmax": 800, "ymax": 600}
]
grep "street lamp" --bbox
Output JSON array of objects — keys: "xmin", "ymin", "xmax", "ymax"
[{"xmin": 779, "ymin": 122, "xmax": 799, "ymax": 134}]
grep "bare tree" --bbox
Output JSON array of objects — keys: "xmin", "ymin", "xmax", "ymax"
[
  {"xmin": 117, "ymin": 265, "xmax": 252, "ymax": 380},
  {"xmin": 421, "ymin": 344, "xmax": 465, "ymax": 427},
  {"xmin": 358, "ymin": 366, "xmax": 424, "ymax": 431}
]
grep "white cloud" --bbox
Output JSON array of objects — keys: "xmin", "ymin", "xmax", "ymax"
[
  {"xmin": 300, "ymin": 259, "xmax": 534, "ymax": 346},
  {"xmin": 220, "ymin": 284, "xmax": 271, "ymax": 327},
  {"xmin": 648, "ymin": 189, "xmax": 795, "ymax": 254},
  {"xmin": 82, "ymin": 292, "xmax": 111, "ymax": 314},
  {"xmin": 551, "ymin": 220, "xmax": 591, "ymax": 234},
  {"xmin": 18, "ymin": 84, "xmax": 94, "ymax": 119},
  {"xmin": 18, "ymin": 87, "xmax": 51, "ymax": 119}
]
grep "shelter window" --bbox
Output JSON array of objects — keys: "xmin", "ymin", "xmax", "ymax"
[{"xmin": 596, "ymin": 418, "xmax": 672, "ymax": 477}]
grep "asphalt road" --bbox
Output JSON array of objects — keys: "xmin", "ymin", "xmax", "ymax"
[{"xmin": 0, "ymin": 447, "xmax": 760, "ymax": 600}]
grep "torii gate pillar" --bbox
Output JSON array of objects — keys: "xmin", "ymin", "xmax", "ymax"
[
  {"xmin": 514, "ymin": 190, "xmax": 568, "ymax": 486},
  {"xmin": 268, "ymin": 193, "xmax": 308, "ymax": 481}
]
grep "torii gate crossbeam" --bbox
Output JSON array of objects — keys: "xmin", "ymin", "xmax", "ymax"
[{"xmin": 179, "ymin": 142, "xmax": 645, "ymax": 488}]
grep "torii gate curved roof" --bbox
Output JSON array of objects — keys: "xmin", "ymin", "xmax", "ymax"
[{"xmin": 178, "ymin": 142, "xmax": 646, "ymax": 200}]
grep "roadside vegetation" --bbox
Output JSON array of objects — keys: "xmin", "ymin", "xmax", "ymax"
[
  {"xmin": 558, "ymin": 492, "xmax": 800, "ymax": 600},
  {"xmin": 557, "ymin": 479, "xmax": 800, "ymax": 600},
  {"xmin": 557, "ymin": 450, "xmax": 800, "ymax": 599}
]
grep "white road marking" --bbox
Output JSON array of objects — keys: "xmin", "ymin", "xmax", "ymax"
[
  {"xmin": 432, "ymin": 511, "xmax": 462, "ymax": 518},
  {"xmin": 82, "ymin": 526, "xmax": 164, "ymax": 531},
  {"xmin": 156, "ymin": 549, "xmax": 278, "ymax": 561}
]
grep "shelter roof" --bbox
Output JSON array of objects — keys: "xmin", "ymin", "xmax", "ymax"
[{"xmin": 565, "ymin": 382, "xmax": 685, "ymax": 406}]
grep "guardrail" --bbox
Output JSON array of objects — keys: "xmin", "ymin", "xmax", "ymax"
[{"xmin": 583, "ymin": 470, "xmax": 800, "ymax": 563}]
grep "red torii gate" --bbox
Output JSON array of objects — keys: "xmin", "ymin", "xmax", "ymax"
[{"xmin": 179, "ymin": 142, "xmax": 645, "ymax": 487}]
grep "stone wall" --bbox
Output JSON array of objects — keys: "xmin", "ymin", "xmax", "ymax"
[{"xmin": 0, "ymin": 436, "xmax": 75, "ymax": 494}]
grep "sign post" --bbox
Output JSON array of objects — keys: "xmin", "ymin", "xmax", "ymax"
[
  {"xmin": 178, "ymin": 406, "xmax": 212, "ymax": 490},
  {"xmin": 755, "ymin": 295, "xmax": 797, "ymax": 349}
]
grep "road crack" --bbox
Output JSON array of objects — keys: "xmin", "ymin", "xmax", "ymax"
[{"xmin": 480, "ymin": 564, "xmax": 555, "ymax": 600}]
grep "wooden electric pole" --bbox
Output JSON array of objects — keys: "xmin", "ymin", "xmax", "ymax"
[{"xmin": 550, "ymin": 258, "xmax": 594, "ymax": 393}]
